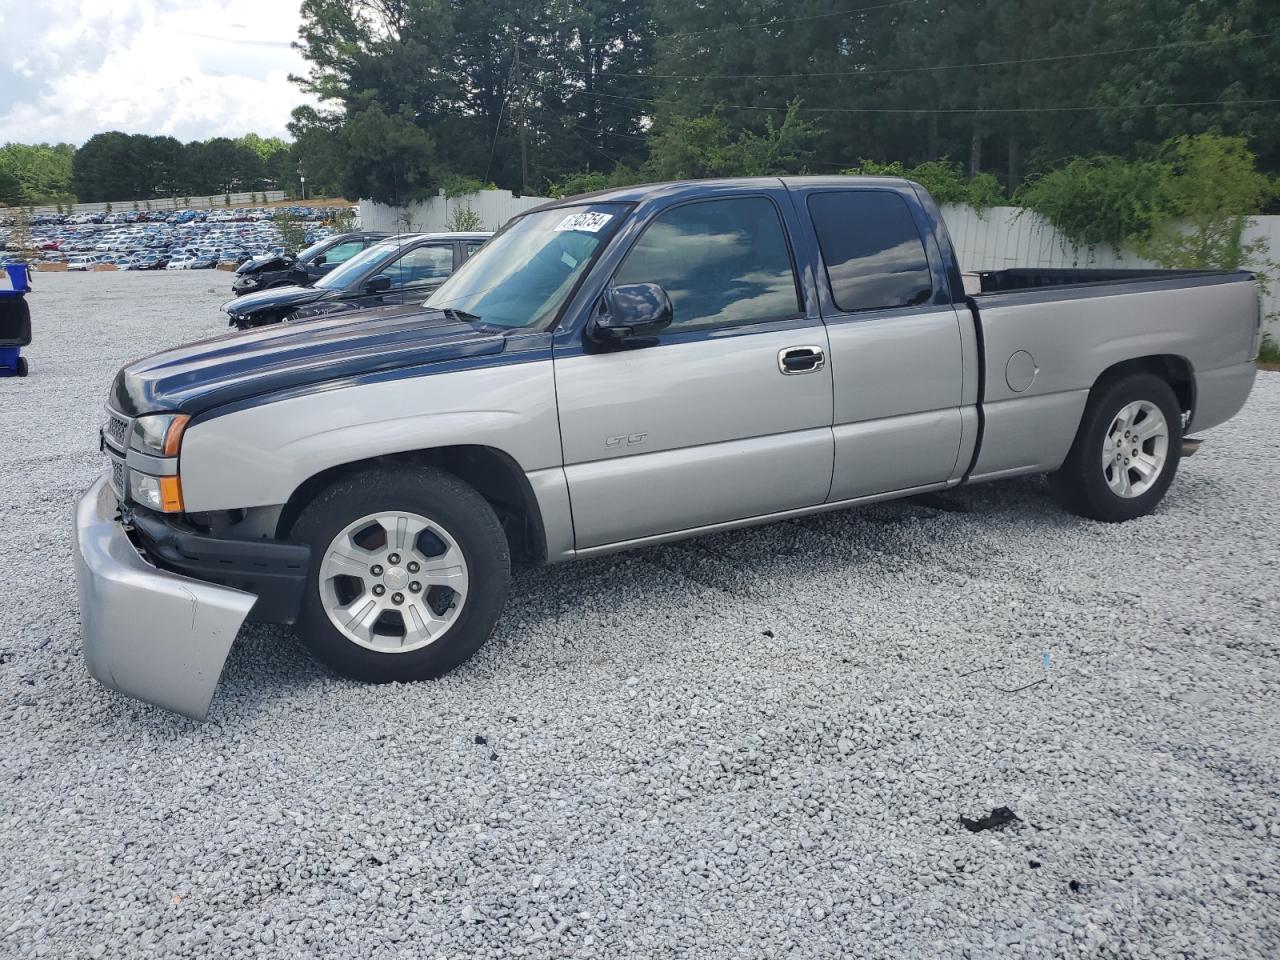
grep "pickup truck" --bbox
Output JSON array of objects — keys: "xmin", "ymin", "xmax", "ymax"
[{"xmin": 73, "ymin": 176, "xmax": 1263, "ymax": 719}]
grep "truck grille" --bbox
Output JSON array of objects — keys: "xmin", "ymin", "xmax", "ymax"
[
  {"xmin": 104, "ymin": 409, "xmax": 130, "ymax": 450},
  {"xmin": 110, "ymin": 456, "xmax": 127, "ymax": 499},
  {"xmin": 103, "ymin": 407, "xmax": 131, "ymax": 501}
]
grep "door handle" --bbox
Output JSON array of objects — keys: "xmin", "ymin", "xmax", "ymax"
[{"xmin": 778, "ymin": 345, "xmax": 826, "ymax": 375}]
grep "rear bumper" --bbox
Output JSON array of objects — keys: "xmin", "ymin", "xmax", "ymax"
[
  {"xmin": 1190, "ymin": 360, "xmax": 1257, "ymax": 434},
  {"xmin": 73, "ymin": 474, "xmax": 255, "ymax": 720}
]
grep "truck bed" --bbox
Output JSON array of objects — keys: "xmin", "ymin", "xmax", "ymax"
[{"xmin": 970, "ymin": 267, "xmax": 1240, "ymax": 295}]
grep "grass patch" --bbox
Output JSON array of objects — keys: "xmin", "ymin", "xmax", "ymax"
[{"xmin": 1260, "ymin": 333, "xmax": 1280, "ymax": 368}]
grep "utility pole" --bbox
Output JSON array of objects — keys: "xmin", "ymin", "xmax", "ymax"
[{"xmin": 512, "ymin": 42, "xmax": 528, "ymax": 196}]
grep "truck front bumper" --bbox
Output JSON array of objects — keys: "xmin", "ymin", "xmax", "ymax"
[{"xmin": 73, "ymin": 474, "xmax": 256, "ymax": 720}]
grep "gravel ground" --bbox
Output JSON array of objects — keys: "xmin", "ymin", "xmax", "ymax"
[{"xmin": 1, "ymin": 271, "xmax": 1279, "ymax": 959}]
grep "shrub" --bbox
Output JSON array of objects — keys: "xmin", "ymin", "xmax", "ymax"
[
  {"xmin": 846, "ymin": 159, "xmax": 1005, "ymax": 210},
  {"xmin": 1015, "ymin": 155, "xmax": 1166, "ymax": 251},
  {"xmin": 1139, "ymin": 135, "xmax": 1275, "ymax": 276},
  {"xmin": 445, "ymin": 202, "xmax": 484, "ymax": 232}
]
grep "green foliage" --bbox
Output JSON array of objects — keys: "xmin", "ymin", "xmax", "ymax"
[
  {"xmin": 844, "ymin": 159, "xmax": 1005, "ymax": 210},
  {"xmin": 1016, "ymin": 156, "xmax": 1167, "ymax": 250},
  {"xmin": 273, "ymin": 211, "xmax": 309, "ymax": 253},
  {"xmin": 440, "ymin": 175, "xmax": 495, "ymax": 199},
  {"xmin": 445, "ymin": 202, "xmax": 485, "ymax": 232},
  {"xmin": 0, "ymin": 143, "xmax": 75, "ymax": 204},
  {"xmin": 550, "ymin": 166, "xmax": 644, "ymax": 198},
  {"xmin": 1140, "ymin": 135, "xmax": 1275, "ymax": 273},
  {"xmin": 338, "ymin": 104, "xmax": 438, "ymax": 206},
  {"xmin": 642, "ymin": 101, "xmax": 821, "ymax": 181},
  {"xmin": 1258, "ymin": 333, "xmax": 1280, "ymax": 365},
  {"xmin": 0, "ymin": 165, "xmax": 21, "ymax": 206},
  {"xmin": 331, "ymin": 207, "xmax": 356, "ymax": 232}
]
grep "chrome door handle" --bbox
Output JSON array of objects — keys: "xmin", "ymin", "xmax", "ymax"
[{"xmin": 778, "ymin": 345, "xmax": 826, "ymax": 375}]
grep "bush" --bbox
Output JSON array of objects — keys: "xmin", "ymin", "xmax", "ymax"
[
  {"xmin": 445, "ymin": 202, "xmax": 484, "ymax": 232},
  {"xmin": 1015, "ymin": 155, "xmax": 1166, "ymax": 251},
  {"xmin": 1259, "ymin": 333, "xmax": 1280, "ymax": 365},
  {"xmin": 845, "ymin": 159, "xmax": 1005, "ymax": 210},
  {"xmin": 550, "ymin": 166, "xmax": 643, "ymax": 198},
  {"xmin": 1139, "ymin": 135, "xmax": 1275, "ymax": 277}
]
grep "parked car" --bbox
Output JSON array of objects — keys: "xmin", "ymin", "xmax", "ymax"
[
  {"xmin": 74, "ymin": 175, "xmax": 1263, "ymax": 719},
  {"xmin": 230, "ymin": 231, "xmax": 389, "ymax": 297},
  {"xmin": 222, "ymin": 233, "xmax": 489, "ymax": 330},
  {"xmin": 66, "ymin": 254, "xmax": 111, "ymax": 271}
]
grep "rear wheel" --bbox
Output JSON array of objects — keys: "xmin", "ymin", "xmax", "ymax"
[
  {"xmin": 292, "ymin": 467, "xmax": 511, "ymax": 682},
  {"xmin": 15, "ymin": 357, "xmax": 28, "ymax": 377},
  {"xmin": 1048, "ymin": 372, "xmax": 1182, "ymax": 522}
]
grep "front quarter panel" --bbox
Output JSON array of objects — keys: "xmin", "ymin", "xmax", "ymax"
[{"xmin": 180, "ymin": 353, "xmax": 561, "ymax": 512}]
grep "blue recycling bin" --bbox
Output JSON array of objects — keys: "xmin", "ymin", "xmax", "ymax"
[{"xmin": 0, "ymin": 263, "xmax": 32, "ymax": 378}]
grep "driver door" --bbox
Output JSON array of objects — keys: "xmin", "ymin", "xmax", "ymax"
[{"xmin": 554, "ymin": 192, "xmax": 834, "ymax": 550}]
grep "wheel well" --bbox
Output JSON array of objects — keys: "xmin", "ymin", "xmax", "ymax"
[
  {"xmin": 1093, "ymin": 355, "xmax": 1195, "ymax": 420},
  {"xmin": 276, "ymin": 446, "xmax": 548, "ymax": 566}
]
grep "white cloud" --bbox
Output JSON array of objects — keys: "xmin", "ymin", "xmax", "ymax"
[{"xmin": 0, "ymin": 0, "xmax": 318, "ymax": 144}]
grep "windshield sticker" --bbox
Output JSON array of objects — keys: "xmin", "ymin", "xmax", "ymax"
[{"xmin": 554, "ymin": 212, "xmax": 613, "ymax": 233}]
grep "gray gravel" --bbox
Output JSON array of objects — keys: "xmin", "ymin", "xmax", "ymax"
[{"xmin": 2, "ymin": 270, "xmax": 1279, "ymax": 959}]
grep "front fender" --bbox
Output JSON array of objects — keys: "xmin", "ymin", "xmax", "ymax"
[{"xmin": 179, "ymin": 358, "xmax": 562, "ymax": 513}]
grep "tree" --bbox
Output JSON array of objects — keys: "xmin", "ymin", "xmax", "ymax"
[
  {"xmin": 0, "ymin": 142, "xmax": 76, "ymax": 204},
  {"xmin": 340, "ymin": 103, "xmax": 439, "ymax": 205},
  {"xmin": 1141, "ymin": 134, "xmax": 1275, "ymax": 274},
  {"xmin": 0, "ymin": 165, "xmax": 21, "ymax": 206},
  {"xmin": 1093, "ymin": 0, "xmax": 1280, "ymax": 172}
]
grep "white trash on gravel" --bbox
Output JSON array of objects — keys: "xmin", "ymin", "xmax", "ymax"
[{"xmin": 1, "ymin": 271, "xmax": 1278, "ymax": 959}]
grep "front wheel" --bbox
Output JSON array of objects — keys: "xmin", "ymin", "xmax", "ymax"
[
  {"xmin": 1048, "ymin": 372, "xmax": 1182, "ymax": 522},
  {"xmin": 291, "ymin": 467, "xmax": 511, "ymax": 683}
]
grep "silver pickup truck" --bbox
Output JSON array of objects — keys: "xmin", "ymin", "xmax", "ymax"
[{"xmin": 73, "ymin": 176, "xmax": 1263, "ymax": 719}]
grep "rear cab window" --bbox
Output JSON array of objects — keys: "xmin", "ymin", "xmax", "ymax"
[{"xmin": 807, "ymin": 191, "xmax": 933, "ymax": 313}]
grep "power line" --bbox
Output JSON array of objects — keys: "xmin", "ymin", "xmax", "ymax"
[
  {"xmin": 533, "ymin": 80, "xmax": 1280, "ymax": 116},
  {"xmin": 560, "ymin": 31, "xmax": 1273, "ymax": 82},
  {"xmin": 578, "ymin": 0, "xmax": 923, "ymax": 49}
]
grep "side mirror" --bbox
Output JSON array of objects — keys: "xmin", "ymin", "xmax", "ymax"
[
  {"xmin": 590, "ymin": 282, "xmax": 673, "ymax": 343},
  {"xmin": 365, "ymin": 274, "xmax": 392, "ymax": 294},
  {"xmin": 312, "ymin": 254, "xmax": 327, "ymax": 267}
]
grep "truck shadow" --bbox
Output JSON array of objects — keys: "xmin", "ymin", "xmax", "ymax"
[{"xmin": 213, "ymin": 473, "xmax": 1078, "ymax": 717}]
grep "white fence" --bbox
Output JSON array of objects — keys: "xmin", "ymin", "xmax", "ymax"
[
  {"xmin": 940, "ymin": 204, "xmax": 1280, "ymax": 336},
  {"xmin": 362, "ymin": 193, "xmax": 1278, "ymax": 338},
  {"xmin": 359, "ymin": 190, "xmax": 549, "ymax": 234},
  {"xmin": 25, "ymin": 190, "xmax": 287, "ymax": 217}
]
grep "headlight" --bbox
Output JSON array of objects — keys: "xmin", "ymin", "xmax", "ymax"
[
  {"xmin": 129, "ymin": 471, "xmax": 184, "ymax": 513},
  {"xmin": 130, "ymin": 414, "xmax": 189, "ymax": 457}
]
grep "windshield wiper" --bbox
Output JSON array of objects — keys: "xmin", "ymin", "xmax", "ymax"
[{"xmin": 441, "ymin": 307, "xmax": 483, "ymax": 325}]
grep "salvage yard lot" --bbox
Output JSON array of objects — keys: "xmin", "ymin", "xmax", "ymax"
[{"xmin": 1, "ymin": 271, "xmax": 1278, "ymax": 958}]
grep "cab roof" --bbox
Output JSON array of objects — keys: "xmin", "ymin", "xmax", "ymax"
[{"xmin": 526, "ymin": 175, "xmax": 920, "ymax": 213}]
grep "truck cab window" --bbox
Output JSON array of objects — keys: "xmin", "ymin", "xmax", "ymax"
[
  {"xmin": 612, "ymin": 196, "xmax": 802, "ymax": 333},
  {"xmin": 808, "ymin": 191, "xmax": 933, "ymax": 312}
]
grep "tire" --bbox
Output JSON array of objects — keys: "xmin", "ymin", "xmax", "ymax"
[
  {"xmin": 16, "ymin": 357, "xmax": 28, "ymax": 377},
  {"xmin": 291, "ymin": 466, "xmax": 511, "ymax": 683},
  {"xmin": 1048, "ymin": 372, "xmax": 1182, "ymax": 522}
]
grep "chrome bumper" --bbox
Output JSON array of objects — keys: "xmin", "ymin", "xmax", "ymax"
[{"xmin": 73, "ymin": 474, "xmax": 256, "ymax": 720}]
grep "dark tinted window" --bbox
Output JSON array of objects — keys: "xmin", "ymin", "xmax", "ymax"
[
  {"xmin": 613, "ymin": 196, "xmax": 801, "ymax": 332},
  {"xmin": 808, "ymin": 191, "xmax": 932, "ymax": 312}
]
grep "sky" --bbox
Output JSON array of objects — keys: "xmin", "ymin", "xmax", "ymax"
[{"xmin": 0, "ymin": 0, "xmax": 317, "ymax": 146}]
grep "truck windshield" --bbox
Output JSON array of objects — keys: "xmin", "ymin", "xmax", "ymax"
[
  {"xmin": 425, "ymin": 203, "xmax": 629, "ymax": 329},
  {"xmin": 313, "ymin": 242, "xmax": 397, "ymax": 290}
]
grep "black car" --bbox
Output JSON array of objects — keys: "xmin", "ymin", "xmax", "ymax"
[
  {"xmin": 222, "ymin": 232, "xmax": 490, "ymax": 330},
  {"xmin": 230, "ymin": 231, "xmax": 389, "ymax": 296}
]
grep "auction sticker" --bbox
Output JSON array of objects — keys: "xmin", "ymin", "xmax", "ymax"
[{"xmin": 554, "ymin": 212, "xmax": 613, "ymax": 233}]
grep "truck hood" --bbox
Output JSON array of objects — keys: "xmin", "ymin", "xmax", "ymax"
[
  {"xmin": 223, "ymin": 284, "xmax": 326, "ymax": 316},
  {"xmin": 235, "ymin": 253, "xmax": 293, "ymax": 275},
  {"xmin": 109, "ymin": 307, "xmax": 506, "ymax": 417}
]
